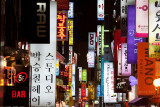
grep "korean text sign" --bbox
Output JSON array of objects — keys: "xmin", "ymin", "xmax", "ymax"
[
  {"xmin": 149, "ymin": 0, "xmax": 160, "ymax": 58},
  {"xmin": 30, "ymin": 1, "xmax": 57, "ymax": 106}
]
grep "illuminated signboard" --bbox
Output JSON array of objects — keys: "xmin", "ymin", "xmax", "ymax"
[
  {"xmin": 87, "ymin": 50, "xmax": 95, "ymax": 68},
  {"xmin": 68, "ymin": 2, "xmax": 74, "ymax": 18},
  {"xmin": 81, "ymin": 82, "xmax": 86, "ymax": 97},
  {"xmin": 100, "ymin": 56, "xmax": 104, "ymax": 96},
  {"xmin": 4, "ymin": 65, "xmax": 29, "ymax": 106},
  {"xmin": 82, "ymin": 69, "xmax": 87, "ymax": 82},
  {"xmin": 149, "ymin": 0, "xmax": 160, "ymax": 58},
  {"xmin": 69, "ymin": 46, "xmax": 73, "ymax": 64},
  {"xmin": 138, "ymin": 42, "xmax": 156, "ymax": 96},
  {"xmin": 72, "ymin": 76, "xmax": 75, "ymax": 96},
  {"xmin": 97, "ymin": 0, "xmax": 104, "ymax": 20},
  {"xmin": 21, "ymin": 0, "xmax": 50, "ymax": 43},
  {"xmin": 57, "ymin": 11, "xmax": 68, "ymax": 41},
  {"xmin": 69, "ymin": 64, "xmax": 72, "ymax": 82},
  {"xmin": 68, "ymin": 19, "xmax": 73, "ymax": 45},
  {"xmin": 121, "ymin": 43, "xmax": 131, "ymax": 76},
  {"xmin": 78, "ymin": 67, "xmax": 82, "ymax": 81},
  {"xmin": 128, "ymin": 5, "xmax": 144, "ymax": 64},
  {"xmin": 56, "ymin": 59, "xmax": 59, "ymax": 76},
  {"xmin": 97, "ymin": 85, "xmax": 100, "ymax": 98},
  {"xmin": 56, "ymin": 0, "xmax": 69, "ymax": 10},
  {"xmin": 135, "ymin": 0, "xmax": 148, "ymax": 37},
  {"xmin": 101, "ymin": 25, "xmax": 104, "ymax": 55},
  {"xmin": 30, "ymin": 2, "xmax": 57, "ymax": 106},
  {"xmin": 104, "ymin": 62, "xmax": 117, "ymax": 103},
  {"xmin": 118, "ymin": 50, "xmax": 122, "ymax": 76},
  {"xmin": 88, "ymin": 82, "xmax": 95, "ymax": 100},
  {"xmin": 97, "ymin": 25, "xmax": 101, "ymax": 69},
  {"xmin": 88, "ymin": 32, "xmax": 96, "ymax": 50},
  {"xmin": 120, "ymin": 0, "xmax": 135, "ymax": 37}
]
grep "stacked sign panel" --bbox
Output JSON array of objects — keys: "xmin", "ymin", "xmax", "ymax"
[
  {"xmin": 97, "ymin": 0, "xmax": 104, "ymax": 20},
  {"xmin": 30, "ymin": 2, "xmax": 57, "ymax": 106},
  {"xmin": 68, "ymin": 19, "xmax": 73, "ymax": 45},
  {"xmin": 97, "ymin": 25, "xmax": 102, "ymax": 70},
  {"xmin": 135, "ymin": 0, "xmax": 148, "ymax": 37},
  {"xmin": 149, "ymin": 0, "xmax": 160, "ymax": 58},
  {"xmin": 138, "ymin": 42, "xmax": 156, "ymax": 96}
]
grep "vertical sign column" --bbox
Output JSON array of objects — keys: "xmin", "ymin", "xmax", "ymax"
[
  {"xmin": 30, "ymin": 1, "xmax": 57, "ymax": 106},
  {"xmin": 97, "ymin": 0, "xmax": 104, "ymax": 20},
  {"xmin": 149, "ymin": 0, "xmax": 160, "ymax": 58}
]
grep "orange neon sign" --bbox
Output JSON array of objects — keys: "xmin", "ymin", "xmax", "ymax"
[{"xmin": 57, "ymin": 11, "xmax": 68, "ymax": 41}]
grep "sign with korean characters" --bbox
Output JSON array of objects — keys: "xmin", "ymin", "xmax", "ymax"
[
  {"xmin": 128, "ymin": 5, "xmax": 144, "ymax": 64},
  {"xmin": 78, "ymin": 67, "xmax": 82, "ymax": 81},
  {"xmin": 72, "ymin": 76, "xmax": 75, "ymax": 96},
  {"xmin": 97, "ymin": 25, "xmax": 102, "ymax": 69},
  {"xmin": 97, "ymin": 0, "xmax": 104, "ymax": 20},
  {"xmin": 68, "ymin": 2, "xmax": 74, "ymax": 18},
  {"xmin": 104, "ymin": 62, "xmax": 117, "ymax": 103},
  {"xmin": 57, "ymin": 11, "xmax": 68, "ymax": 41},
  {"xmin": 121, "ymin": 43, "xmax": 131, "ymax": 76},
  {"xmin": 100, "ymin": 56, "xmax": 104, "ymax": 96},
  {"xmin": 138, "ymin": 42, "xmax": 156, "ymax": 96},
  {"xmin": 120, "ymin": 0, "xmax": 135, "ymax": 37},
  {"xmin": 88, "ymin": 50, "xmax": 95, "ymax": 68},
  {"xmin": 81, "ymin": 82, "xmax": 86, "ymax": 97},
  {"xmin": 56, "ymin": 59, "xmax": 59, "ymax": 76},
  {"xmin": 97, "ymin": 84, "xmax": 101, "ymax": 98},
  {"xmin": 56, "ymin": 0, "xmax": 69, "ymax": 10},
  {"xmin": 149, "ymin": 0, "xmax": 160, "ymax": 58},
  {"xmin": 30, "ymin": 2, "xmax": 57, "ymax": 106},
  {"xmin": 69, "ymin": 46, "xmax": 73, "ymax": 64},
  {"xmin": 82, "ymin": 69, "xmax": 87, "ymax": 82},
  {"xmin": 69, "ymin": 64, "xmax": 72, "ymax": 82},
  {"xmin": 88, "ymin": 32, "xmax": 96, "ymax": 50},
  {"xmin": 135, "ymin": 0, "xmax": 148, "ymax": 37},
  {"xmin": 88, "ymin": 81, "xmax": 95, "ymax": 100},
  {"xmin": 68, "ymin": 19, "xmax": 73, "ymax": 45}
]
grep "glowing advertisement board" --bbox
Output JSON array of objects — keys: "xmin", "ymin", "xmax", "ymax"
[
  {"xmin": 72, "ymin": 64, "xmax": 75, "ymax": 75},
  {"xmin": 138, "ymin": 42, "xmax": 156, "ymax": 96},
  {"xmin": 56, "ymin": 59, "xmax": 59, "ymax": 76},
  {"xmin": 86, "ymin": 88, "xmax": 88, "ymax": 97},
  {"xmin": 69, "ymin": 46, "xmax": 73, "ymax": 64},
  {"xmin": 97, "ymin": 25, "xmax": 102, "ymax": 69},
  {"xmin": 56, "ymin": 0, "xmax": 69, "ymax": 10},
  {"xmin": 88, "ymin": 32, "xmax": 96, "ymax": 50},
  {"xmin": 97, "ymin": 0, "xmax": 104, "ymax": 20},
  {"xmin": 117, "ymin": 93, "xmax": 126, "ymax": 102},
  {"xmin": 100, "ymin": 56, "xmax": 104, "ymax": 96},
  {"xmin": 57, "ymin": 11, "xmax": 68, "ymax": 41},
  {"xmin": 120, "ymin": 0, "xmax": 135, "ymax": 37},
  {"xmin": 104, "ymin": 63, "xmax": 117, "ymax": 103},
  {"xmin": 68, "ymin": 19, "xmax": 73, "ymax": 45},
  {"xmin": 72, "ymin": 76, "xmax": 75, "ymax": 96},
  {"xmin": 128, "ymin": 5, "xmax": 144, "ymax": 64},
  {"xmin": 135, "ymin": 0, "xmax": 148, "ymax": 37},
  {"xmin": 69, "ymin": 64, "xmax": 72, "ymax": 82},
  {"xmin": 101, "ymin": 25, "xmax": 104, "ymax": 55},
  {"xmin": 149, "ymin": 0, "xmax": 160, "ymax": 58},
  {"xmin": 97, "ymin": 85, "xmax": 101, "ymax": 98},
  {"xmin": 30, "ymin": 2, "xmax": 56, "ymax": 106},
  {"xmin": 88, "ymin": 82, "xmax": 95, "ymax": 100},
  {"xmin": 68, "ymin": 2, "xmax": 74, "ymax": 18},
  {"xmin": 118, "ymin": 50, "xmax": 122, "ymax": 76},
  {"xmin": 82, "ymin": 69, "xmax": 87, "ymax": 82},
  {"xmin": 88, "ymin": 50, "xmax": 95, "ymax": 68},
  {"xmin": 81, "ymin": 82, "xmax": 86, "ymax": 97},
  {"xmin": 121, "ymin": 43, "xmax": 131, "ymax": 76},
  {"xmin": 78, "ymin": 67, "xmax": 82, "ymax": 81}
]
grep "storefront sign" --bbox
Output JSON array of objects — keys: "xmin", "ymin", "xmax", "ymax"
[
  {"xmin": 57, "ymin": 11, "xmax": 68, "ymax": 41},
  {"xmin": 100, "ymin": 56, "xmax": 104, "ymax": 96},
  {"xmin": 128, "ymin": 5, "xmax": 144, "ymax": 64},
  {"xmin": 97, "ymin": 0, "xmax": 104, "ymax": 20},
  {"xmin": 68, "ymin": 19, "xmax": 73, "ymax": 45},
  {"xmin": 82, "ymin": 69, "xmax": 87, "ymax": 82},
  {"xmin": 81, "ymin": 82, "xmax": 86, "ymax": 97},
  {"xmin": 88, "ymin": 81, "xmax": 95, "ymax": 100},
  {"xmin": 30, "ymin": 2, "xmax": 56, "ymax": 106},
  {"xmin": 72, "ymin": 76, "xmax": 75, "ymax": 96},
  {"xmin": 88, "ymin": 32, "xmax": 96, "ymax": 50},
  {"xmin": 97, "ymin": 25, "xmax": 102, "ymax": 69},
  {"xmin": 88, "ymin": 50, "xmax": 95, "ymax": 68},
  {"xmin": 68, "ymin": 2, "xmax": 74, "ymax": 18},
  {"xmin": 121, "ymin": 43, "xmax": 131, "ymax": 76},
  {"xmin": 101, "ymin": 25, "xmax": 104, "ymax": 55},
  {"xmin": 120, "ymin": 0, "xmax": 135, "ymax": 37},
  {"xmin": 69, "ymin": 64, "xmax": 72, "ymax": 82},
  {"xmin": 56, "ymin": 59, "xmax": 59, "ymax": 76},
  {"xmin": 69, "ymin": 46, "xmax": 73, "ymax": 64},
  {"xmin": 97, "ymin": 84, "xmax": 101, "ymax": 98},
  {"xmin": 149, "ymin": 0, "xmax": 160, "ymax": 58},
  {"xmin": 78, "ymin": 67, "xmax": 82, "ymax": 81},
  {"xmin": 118, "ymin": 50, "xmax": 122, "ymax": 76},
  {"xmin": 56, "ymin": 0, "xmax": 69, "ymax": 10},
  {"xmin": 138, "ymin": 42, "xmax": 156, "ymax": 96},
  {"xmin": 135, "ymin": 0, "xmax": 148, "ymax": 37}
]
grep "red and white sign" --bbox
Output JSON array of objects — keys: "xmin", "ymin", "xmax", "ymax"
[
  {"xmin": 88, "ymin": 32, "xmax": 96, "ymax": 50},
  {"xmin": 97, "ymin": 0, "xmax": 104, "ymax": 20},
  {"xmin": 81, "ymin": 82, "xmax": 86, "ymax": 97}
]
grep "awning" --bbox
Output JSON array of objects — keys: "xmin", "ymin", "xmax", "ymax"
[{"xmin": 129, "ymin": 97, "xmax": 149, "ymax": 106}]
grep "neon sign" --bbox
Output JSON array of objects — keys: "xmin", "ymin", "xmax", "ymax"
[
  {"xmin": 16, "ymin": 72, "xmax": 27, "ymax": 83},
  {"xmin": 57, "ymin": 11, "xmax": 68, "ymax": 41},
  {"xmin": 12, "ymin": 91, "xmax": 26, "ymax": 98}
]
